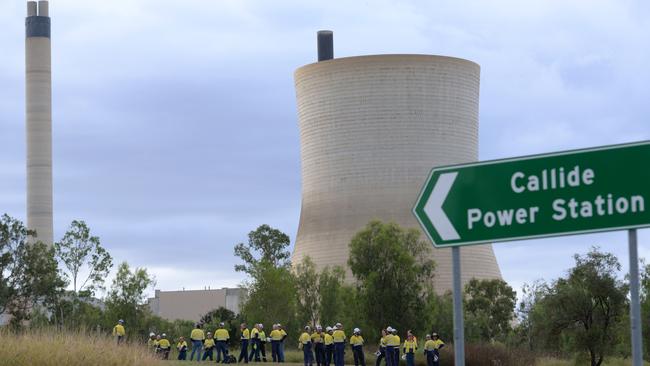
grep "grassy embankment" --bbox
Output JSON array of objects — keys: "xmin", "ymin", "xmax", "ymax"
[{"xmin": 0, "ymin": 331, "xmax": 648, "ymax": 366}]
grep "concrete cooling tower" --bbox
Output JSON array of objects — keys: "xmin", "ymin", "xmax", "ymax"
[
  {"xmin": 25, "ymin": 1, "xmax": 53, "ymax": 245},
  {"xmin": 291, "ymin": 32, "xmax": 501, "ymax": 293}
]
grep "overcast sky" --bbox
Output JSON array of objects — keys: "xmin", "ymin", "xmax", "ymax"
[{"xmin": 1, "ymin": 0, "xmax": 649, "ymax": 299}]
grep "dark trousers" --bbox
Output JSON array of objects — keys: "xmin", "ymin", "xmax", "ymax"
[
  {"xmin": 272, "ymin": 341, "xmax": 280, "ymax": 362},
  {"xmin": 405, "ymin": 353, "xmax": 414, "ymax": 366},
  {"xmin": 352, "ymin": 346, "xmax": 365, "ymax": 366},
  {"xmin": 216, "ymin": 341, "xmax": 229, "ymax": 363},
  {"xmin": 178, "ymin": 350, "xmax": 187, "ymax": 360},
  {"xmin": 334, "ymin": 343, "xmax": 345, "ymax": 366},
  {"xmin": 315, "ymin": 343, "xmax": 325, "ymax": 366},
  {"xmin": 375, "ymin": 347, "xmax": 385, "ymax": 366},
  {"xmin": 203, "ymin": 348, "xmax": 215, "ymax": 361},
  {"xmin": 393, "ymin": 348, "xmax": 400, "ymax": 366},
  {"xmin": 239, "ymin": 339, "xmax": 249, "ymax": 363},
  {"xmin": 426, "ymin": 350, "xmax": 440, "ymax": 366},
  {"xmin": 303, "ymin": 343, "xmax": 314, "ymax": 366},
  {"xmin": 385, "ymin": 346, "xmax": 394, "ymax": 366},
  {"xmin": 160, "ymin": 348, "xmax": 170, "ymax": 360},
  {"xmin": 259, "ymin": 342, "xmax": 267, "ymax": 361},
  {"xmin": 325, "ymin": 345, "xmax": 334, "ymax": 366},
  {"xmin": 250, "ymin": 338, "xmax": 260, "ymax": 361}
]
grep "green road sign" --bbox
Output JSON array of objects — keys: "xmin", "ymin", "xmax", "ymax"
[{"xmin": 413, "ymin": 141, "xmax": 650, "ymax": 248}]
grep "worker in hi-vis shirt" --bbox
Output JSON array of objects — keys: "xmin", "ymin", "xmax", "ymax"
[
  {"xmin": 402, "ymin": 333, "xmax": 417, "ymax": 366},
  {"xmin": 250, "ymin": 323, "xmax": 261, "ymax": 362},
  {"xmin": 299, "ymin": 326, "xmax": 314, "ymax": 366},
  {"xmin": 270, "ymin": 324, "xmax": 283, "ymax": 362},
  {"xmin": 203, "ymin": 332, "xmax": 216, "ymax": 361},
  {"xmin": 190, "ymin": 323, "xmax": 205, "ymax": 361},
  {"xmin": 258, "ymin": 324, "xmax": 268, "ymax": 362},
  {"xmin": 239, "ymin": 323, "xmax": 251, "ymax": 363},
  {"xmin": 391, "ymin": 328, "xmax": 401, "ymax": 366},
  {"xmin": 350, "ymin": 328, "xmax": 366, "ymax": 366},
  {"xmin": 279, "ymin": 324, "xmax": 288, "ymax": 362},
  {"xmin": 312, "ymin": 325, "xmax": 325, "ymax": 366},
  {"xmin": 332, "ymin": 323, "xmax": 346, "ymax": 366},
  {"xmin": 215, "ymin": 322, "xmax": 230, "ymax": 363},
  {"xmin": 177, "ymin": 336, "xmax": 188, "ymax": 361},
  {"xmin": 424, "ymin": 333, "xmax": 445, "ymax": 366},
  {"xmin": 112, "ymin": 319, "xmax": 125, "ymax": 345},
  {"xmin": 324, "ymin": 327, "xmax": 334, "ymax": 366}
]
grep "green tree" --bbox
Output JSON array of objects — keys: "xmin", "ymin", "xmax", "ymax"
[
  {"xmin": 241, "ymin": 263, "xmax": 298, "ymax": 335},
  {"xmin": 235, "ymin": 224, "xmax": 298, "ymax": 335},
  {"xmin": 318, "ymin": 266, "xmax": 346, "ymax": 327},
  {"xmin": 424, "ymin": 291, "xmax": 454, "ymax": 342},
  {"xmin": 537, "ymin": 247, "xmax": 627, "ymax": 366},
  {"xmin": 295, "ymin": 256, "xmax": 321, "ymax": 327},
  {"xmin": 104, "ymin": 262, "xmax": 155, "ymax": 338},
  {"xmin": 0, "ymin": 214, "xmax": 66, "ymax": 327},
  {"xmin": 348, "ymin": 220, "xmax": 435, "ymax": 336},
  {"xmin": 234, "ymin": 224, "xmax": 291, "ymax": 275},
  {"xmin": 464, "ymin": 278, "xmax": 516, "ymax": 342},
  {"xmin": 55, "ymin": 220, "xmax": 113, "ymax": 296},
  {"xmin": 640, "ymin": 261, "xmax": 650, "ymax": 358}
]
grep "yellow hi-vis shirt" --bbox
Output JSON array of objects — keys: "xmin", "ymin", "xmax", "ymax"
[
  {"xmin": 215, "ymin": 328, "xmax": 230, "ymax": 341},
  {"xmin": 177, "ymin": 341, "xmax": 188, "ymax": 351},
  {"xmin": 332, "ymin": 330, "xmax": 346, "ymax": 343},
  {"xmin": 350, "ymin": 335, "xmax": 364, "ymax": 347},
  {"xmin": 280, "ymin": 329, "xmax": 287, "ymax": 340},
  {"xmin": 403, "ymin": 339, "xmax": 417, "ymax": 354},
  {"xmin": 259, "ymin": 330, "xmax": 267, "ymax": 341},
  {"xmin": 424, "ymin": 339, "xmax": 444, "ymax": 351},
  {"xmin": 270, "ymin": 329, "xmax": 283, "ymax": 341},
  {"xmin": 241, "ymin": 328, "xmax": 250, "ymax": 340},
  {"xmin": 191, "ymin": 328, "xmax": 205, "ymax": 341},
  {"xmin": 311, "ymin": 332, "xmax": 323, "ymax": 343},
  {"xmin": 113, "ymin": 324, "xmax": 125, "ymax": 337},
  {"xmin": 379, "ymin": 336, "xmax": 387, "ymax": 347},
  {"xmin": 386, "ymin": 335, "xmax": 400, "ymax": 347},
  {"xmin": 324, "ymin": 333, "xmax": 334, "ymax": 345},
  {"xmin": 159, "ymin": 339, "xmax": 171, "ymax": 349},
  {"xmin": 251, "ymin": 328, "xmax": 260, "ymax": 339},
  {"xmin": 204, "ymin": 338, "xmax": 216, "ymax": 349},
  {"xmin": 299, "ymin": 332, "xmax": 312, "ymax": 344}
]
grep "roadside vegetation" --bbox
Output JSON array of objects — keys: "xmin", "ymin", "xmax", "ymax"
[{"xmin": 2, "ymin": 214, "xmax": 650, "ymax": 365}]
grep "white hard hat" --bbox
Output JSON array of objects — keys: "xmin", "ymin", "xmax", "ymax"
[
  {"xmin": 149, "ymin": 332, "xmax": 155, "ymax": 337},
  {"xmin": 316, "ymin": 325, "xmax": 322, "ymax": 330},
  {"xmin": 305, "ymin": 325, "xmax": 311, "ymax": 330},
  {"xmin": 354, "ymin": 328, "xmax": 361, "ymax": 333},
  {"xmin": 386, "ymin": 326, "xmax": 393, "ymax": 332},
  {"xmin": 326, "ymin": 326, "xmax": 332, "ymax": 331},
  {"xmin": 335, "ymin": 323, "xmax": 342, "ymax": 328},
  {"xmin": 118, "ymin": 319, "xmax": 124, "ymax": 323},
  {"xmin": 162, "ymin": 333, "xmax": 167, "ymax": 337}
]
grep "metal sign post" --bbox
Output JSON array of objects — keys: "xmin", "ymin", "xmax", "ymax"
[
  {"xmin": 452, "ymin": 247, "xmax": 465, "ymax": 365},
  {"xmin": 413, "ymin": 141, "xmax": 650, "ymax": 364},
  {"xmin": 628, "ymin": 229, "xmax": 643, "ymax": 366}
]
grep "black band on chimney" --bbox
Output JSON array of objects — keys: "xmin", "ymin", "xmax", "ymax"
[
  {"xmin": 26, "ymin": 16, "xmax": 50, "ymax": 38},
  {"xmin": 317, "ymin": 30, "xmax": 333, "ymax": 62}
]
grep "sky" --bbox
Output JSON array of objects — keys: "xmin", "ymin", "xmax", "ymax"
[{"xmin": 1, "ymin": 0, "xmax": 650, "ymax": 300}]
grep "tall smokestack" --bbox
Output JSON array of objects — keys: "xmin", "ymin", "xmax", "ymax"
[
  {"xmin": 317, "ymin": 30, "xmax": 333, "ymax": 61},
  {"xmin": 25, "ymin": 0, "xmax": 53, "ymax": 245}
]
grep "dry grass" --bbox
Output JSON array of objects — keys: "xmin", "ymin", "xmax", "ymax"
[{"xmin": 0, "ymin": 329, "xmax": 161, "ymax": 366}]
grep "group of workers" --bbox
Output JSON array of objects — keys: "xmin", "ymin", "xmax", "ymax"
[
  {"xmin": 298, "ymin": 324, "xmax": 445, "ymax": 366},
  {"xmin": 113, "ymin": 319, "xmax": 445, "ymax": 365}
]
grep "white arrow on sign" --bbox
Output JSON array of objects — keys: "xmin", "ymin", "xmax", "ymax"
[{"xmin": 423, "ymin": 172, "xmax": 460, "ymax": 241}]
